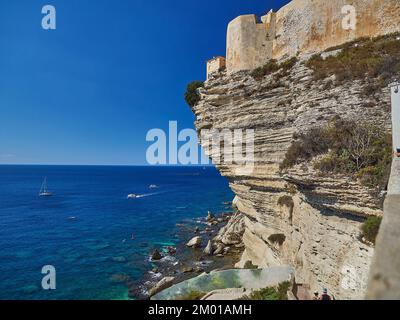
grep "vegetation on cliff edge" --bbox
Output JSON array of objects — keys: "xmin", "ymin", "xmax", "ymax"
[
  {"xmin": 238, "ymin": 282, "xmax": 290, "ymax": 300},
  {"xmin": 185, "ymin": 81, "xmax": 204, "ymax": 107},
  {"xmin": 268, "ymin": 234, "xmax": 286, "ymax": 246},
  {"xmin": 361, "ymin": 216, "xmax": 383, "ymax": 244},
  {"xmin": 176, "ymin": 290, "xmax": 206, "ymax": 300},
  {"xmin": 243, "ymin": 260, "xmax": 259, "ymax": 269},
  {"xmin": 281, "ymin": 117, "xmax": 392, "ymax": 191},
  {"xmin": 251, "ymin": 57, "xmax": 298, "ymax": 80},
  {"xmin": 306, "ymin": 33, "xmax": 400, "ymax": 86}
]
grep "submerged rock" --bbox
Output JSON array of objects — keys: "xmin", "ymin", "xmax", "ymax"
[
  {"xmin": 166, "ymin": 246, "xmax": 176, "ymax": 255},
  {"xmin": 112, "ymin": 256, "xmax": 127, "ymax": 263},
  {"xmin": 110, "ymin": 274, "xmax": 130, "ymax": 283},
  {"xmin": 186, "ymin": 236, "xmax": 202, "ymax": 248},
  {"xmin": 21, "ymin": 285, "xmax": 40, "ymax": 294}
]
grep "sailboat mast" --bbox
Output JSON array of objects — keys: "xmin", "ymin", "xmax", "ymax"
[{"xmin": 39, "ymin": 176, "xmax": 52, "ymax": 197}]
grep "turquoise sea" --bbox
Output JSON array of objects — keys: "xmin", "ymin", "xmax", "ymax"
[{"xmin": 0, "ymin": 165, "xmax": 233, "ymax": 300}]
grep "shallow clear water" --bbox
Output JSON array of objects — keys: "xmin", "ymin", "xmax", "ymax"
[{"xmin": 0, "ymin": 165, "xmax": 233, "ymax": 300}]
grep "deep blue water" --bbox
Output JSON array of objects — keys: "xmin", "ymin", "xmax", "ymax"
[{"xmin": 0, "ymin": 165, "xmax": 233, "ymax": 300}]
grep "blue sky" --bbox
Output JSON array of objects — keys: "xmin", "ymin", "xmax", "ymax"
[{"xmin": 0, "ymin": 0, "xmax": 289, "ymax": 165}]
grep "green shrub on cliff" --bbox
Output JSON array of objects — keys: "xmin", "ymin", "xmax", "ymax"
[
  {"xmin": 278, "ymin": 57, "xmax": 298, "ymax": 76},
  {"xmin": 251, "ymin": 57, "xmax": 298, "ymax": 80},
  {"xmin": 251, "ymin": 59, "xmax": 279, "ymax": 79},
  {"xmin": 176, "ymin": 290, "xmax": 206, "ymax": 300},
  {"xmin": 281, "ymin": 117, "xmax": 392, "ymax": 190},
  {"xmin": 277, "ymin": 195, "xmax": 294, "ymax": 208},
  {"xmin": 306, "ymin": 33, "xmax": 400, "ymax": 85},
  {"xmin": 268, "ymin": 234, "xmax": 286, "ymax": 246},
  {"xmin": 238, "ymin": 282, "xmax": 290, "ymax": 300},
  {"xmin": 243, "ymin": 260, "xmax": 258, "ymax": 269},
  {"xmin": 185, "ymin": 81, "xmax": 204, "ymax": 107},
  {"xmin": 361, "ymin": 216, "xmax": 383, "ymax": 244},
  {"xmin": 280, "ymin": 127, "xmax": 329, "ymax": 169}
]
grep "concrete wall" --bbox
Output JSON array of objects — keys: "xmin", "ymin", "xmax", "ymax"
[
  {"xmin": 391, "ymin": 85, "xmax": 400, "ymax": 153},
  {"xmin": 225, "ymin": 0, "xmax": 400, "ymax": 74},
  {"xmin": 367, "ymin": 159, "xmax": 400, "ymax": 299}
]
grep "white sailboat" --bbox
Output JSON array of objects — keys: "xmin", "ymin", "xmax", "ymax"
[{"xmin": 39, "ymin": 177, "xmax": 53, "ymax": 197}]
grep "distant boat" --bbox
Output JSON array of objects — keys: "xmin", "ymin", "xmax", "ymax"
[
  {"xmin": 127, "ymin": 194, "xmax": 139, "ymax": 199},
  {"xmin": 39, "ymin": 177, "xmax": 53, "ymax": 197},
  {"xmin": 149, "ymin": 184, "xmax": 158, "ymax": 189}
]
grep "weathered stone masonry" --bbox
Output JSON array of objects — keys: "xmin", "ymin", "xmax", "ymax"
[{"xmin": 207, "ymin": 0, "xmax": 400, "ymax": 78}]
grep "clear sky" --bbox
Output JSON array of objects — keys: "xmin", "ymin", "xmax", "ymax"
[{"xmin": 0, "ymin": 0, "xmax": 289, "ymax": 165}]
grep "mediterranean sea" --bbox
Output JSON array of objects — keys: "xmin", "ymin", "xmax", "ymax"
[{"xmin": 0, "ymin": 165, "xmax": 233, "ymax": 300}]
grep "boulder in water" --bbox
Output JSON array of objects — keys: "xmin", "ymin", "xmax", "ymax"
[
  {"xmin": 151, "ymin": 249, "xmax": 162, "ymax": 261},
  {"xmin": 186, "ymin": 236, "xmax": 202, "ymax": 248},
  {"xmin": 182, "ymin": 266, "xmax": 194, "ymax": 273},
  {"xmin": 204, "ymin": 240, "xmax": 213, "ymax": 255}
]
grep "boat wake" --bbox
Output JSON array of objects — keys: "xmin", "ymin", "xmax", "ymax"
[
  {"xmin": 127, "ymin": 192, "xmax": 161, "ymax": 199},
  {"xmin": 135, "ymin": 193, "xmax": 156, "ymax": 198}
]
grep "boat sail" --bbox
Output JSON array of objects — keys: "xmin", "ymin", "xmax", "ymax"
[{"xmin": 39, "ymin": 177, "xmax": 53, "ymax": 197}]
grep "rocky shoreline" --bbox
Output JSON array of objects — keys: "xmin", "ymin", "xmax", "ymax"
[{"xmin": 126, "ymin": 203, "xmax": 245, "ymax": 300}]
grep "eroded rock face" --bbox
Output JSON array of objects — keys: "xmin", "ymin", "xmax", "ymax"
[
  {"xmin": 149, "ymin": 277, "xmax": 175, "ymax": 297},
  {"xmin": 191, "ymin": 58, "xmax": 390, "ymax": 299},
  {"xmin": 214, "ymin": 211, "xmax": 245, "ymax": 245}
]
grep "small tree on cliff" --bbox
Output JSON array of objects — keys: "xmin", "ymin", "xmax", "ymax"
[
  {"xmin": 361, "ymin": 216, "xmax": 382, "ymax": 244},
  {"xmin": 185, "ymin": 81, "xmax": 204, "ymax": 107}
]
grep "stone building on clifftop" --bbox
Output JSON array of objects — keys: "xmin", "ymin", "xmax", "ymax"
[
  {"xmin": 206, "ymin": 0, "xmax": 400, "ymax": 79},
  {"xmin": 206, "ymin": 56, "xmax": 226, "ymax": 81}
]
